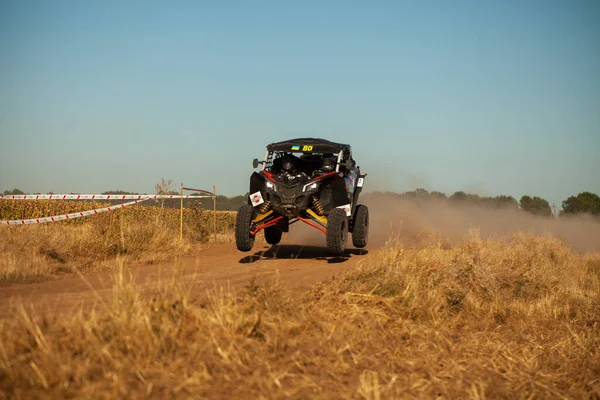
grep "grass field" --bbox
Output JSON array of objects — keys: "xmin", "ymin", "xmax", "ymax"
[
  {"xmin": 0, "ymin": 200, "xmax": 237, "ymax": 282},
  {"xmin": 1, "ymin": 199, "xmax": 599, "ymax": 398},
  {"xmin": 1, "ymin": 230, "xmax": 599, "ymax": 398}
]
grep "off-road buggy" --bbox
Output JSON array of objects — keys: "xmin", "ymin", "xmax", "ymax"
[{"xmin": 235, "ymin": 138, "xmax": 368, "ymax": 255}]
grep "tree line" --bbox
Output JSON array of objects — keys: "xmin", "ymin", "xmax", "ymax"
[
  {"xmin": 363, "ymin": 189, "xmax": 600, "ymax": 218},
  {"xmin": 3, "ymin": 188, "xmax": 599, "ymax": 217}
]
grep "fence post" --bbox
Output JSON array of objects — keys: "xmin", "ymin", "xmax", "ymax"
[
  {"xmin": 180, "ymin": 183, "xmax": 184, "ymax": 240},
  {"xmin": 213, "ymin": 185, "xmax": 217, "ymax": 243}
]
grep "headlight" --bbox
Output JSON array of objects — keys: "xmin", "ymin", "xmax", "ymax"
[
  {"xmin": 302, "ymin": 182, "xmax": 318, "ymax": 192},
  {"xmin": 266, "ymin": 181, "xmax": 275, "ymax": 191}
]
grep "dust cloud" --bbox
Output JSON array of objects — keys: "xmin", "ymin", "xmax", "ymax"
[{"xmin": 287, "ymin": 194, "xmax": 600, "ymax": 253}]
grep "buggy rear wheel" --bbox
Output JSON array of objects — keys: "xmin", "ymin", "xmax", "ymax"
[
  {"xmin": 264, "ymin": 226, "xmax": 283, "ymax": 245},
  {"xmin": 235, "ymin": 204, "xmax": 256, "ymax": 252},
  {"xmin": 351, "ymin": 204, "xmax": 369, "ymax": 248},
  {"xmin": 326, "ymin": 208, "xmax": 348, "ymax": 255}
]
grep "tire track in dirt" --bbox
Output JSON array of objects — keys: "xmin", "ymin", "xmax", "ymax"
[{"xmin": 0, "ymin": 241, "xmax": 372, "ymax": 317}]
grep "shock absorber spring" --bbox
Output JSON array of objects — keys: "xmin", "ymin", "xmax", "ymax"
[
  {"xmin": 312, "ymin": 196, "xmax": 325, "ymax": 215},
  {"xmin": 259, "ymin": 200, "xmax": 271, "ymax": 214}
]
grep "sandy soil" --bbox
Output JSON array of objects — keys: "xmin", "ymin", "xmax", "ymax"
[{"xmin": 0, "ymin": 239, "xmax": 371, "ymax": 317}]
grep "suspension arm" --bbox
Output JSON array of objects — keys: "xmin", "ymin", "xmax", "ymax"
[{"xmin": 251, "ymin": 216, "xmax": 285, "ymax": 236}]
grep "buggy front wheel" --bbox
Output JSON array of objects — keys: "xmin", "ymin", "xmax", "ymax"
[
  {"xmin": 352, "ymin": 204, "xmax": 369, "ymax": 248},
  {"xmin": 326, "ymin": 208, "xmax": 348, "ymax": 255},
  {"xmin": 235, "ymin": 204, "xmax": 256, "ymax": 252}
]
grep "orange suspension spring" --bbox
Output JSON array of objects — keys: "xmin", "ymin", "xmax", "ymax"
[
  {"xmin": 312, "ymin": 196, "xmax": 325, "ymax": 215},
  {"xmin": 259, "ymin": 200, "xmax": 271, "ymax": 214}
]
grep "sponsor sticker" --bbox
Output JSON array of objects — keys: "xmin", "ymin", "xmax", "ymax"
[
  {"xmin": 249, "ymin": 191, "xmax": 264, "ymax": 207},
  {"xmin": 291, "ymin": 145, "xmax": 300, "ymax": 151},
  {"xmin": 336, "ymin": 204, "xmax": 351, "ymax": 216}
]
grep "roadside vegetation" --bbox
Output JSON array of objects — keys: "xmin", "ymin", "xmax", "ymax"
[
  {"xmin": 0, "ymin": 200, "xmax": 236, "ymax": 282},
  {"xmin": 1, "ymin": 231, "xmax": 598, "ymax": 398}
]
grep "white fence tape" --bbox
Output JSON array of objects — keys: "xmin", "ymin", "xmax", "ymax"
[
  {"xmin": 1, "ymin": 198, "xmax": 150, "ymax": 225},
  {"xmin": 0, "ymin": 194, "xmax": 214, "ymax": 200},
  {"xmin": 0, "ymin": 192, "xmax": 217, "ymax": 226}
]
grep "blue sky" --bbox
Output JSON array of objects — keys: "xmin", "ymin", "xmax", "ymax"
[{"xmin": 1, "ymin": 0, "xmax": 598, "ymax": 208}]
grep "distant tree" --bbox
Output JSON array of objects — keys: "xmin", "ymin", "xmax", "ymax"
[
  {"xmin": 182, "ymin": 192, "xmax": 248, "ymax": 211},
  {"xmin": 430, "ymin": 191, "xmax": 448, "ymax": 200},
  {"xmin": 400, "ymin": 188, "xmax": 429, "ymax": 200},
  {"xmin": 3, "ymin": 189, "xmax": 25, "ymax": 195},
  {"xmin": 561, "ymin": 192, "xmax": 600, "ymax": 216},
  {"xmin": 449, "ymin": 191, "xmax": 468, "ymax": 202},
  {"xmin": 400, "ymin": 189, "xmax": 450, "ymax": 203},
  {"xmin": 450, "ymin": 191, "xmax": 483, "ymax": 205},
  {"xmin": 491, "ymin": 195, "xmax": 519, "ymax": 209},
  {"xmin": 102, "ymin": 190, "xmax": 142, "ymax": 195},
  {"xmin": 150, "ymin": 178, "xmax": 181, "ymax": 208},
  {"xmin": 519, "ymin": 195, "xmax": 552, "ymax": 217},
  {"xmin": 154, "ymin": 177, "xmax": 175, "ymax": 195},
  {"xmin": 216, "ymin": 194, "xmax": 247, "ymax": 211}
]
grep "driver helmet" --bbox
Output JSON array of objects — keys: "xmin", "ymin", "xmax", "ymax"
[
  {"xmin": 281, "ymin": 157, "xmax": 295, "ymax": 172},
  {"xmin": 321, "ymin": 154, "xmax": 336, "ymax": 172}
]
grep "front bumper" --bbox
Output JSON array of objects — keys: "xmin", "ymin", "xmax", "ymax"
[{"xmin": 267, "ymin": 183, "xmax": 316, "ymax": 217}]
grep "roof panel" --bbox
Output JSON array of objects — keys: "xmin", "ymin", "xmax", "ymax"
[{"xmin": 266, "ymin": 138, "xmax": 350, "ymax": 153}]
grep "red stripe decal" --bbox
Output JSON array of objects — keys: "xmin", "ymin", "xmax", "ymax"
[
  {"xmin": 262, "ymin": 171, "xmax": 276, "ymax": 183},
  {"xmin": 307, "ymin": 171, "xmax": 338, "ymax": 184}
]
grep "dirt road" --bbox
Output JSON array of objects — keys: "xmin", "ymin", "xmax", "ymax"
[
  {"xmin": 4, "ymin": 195, "xmax": 598, "ymax": 319},
  {"xmin": 0, "ymin": 241, "xmax": 372, "ymax": 317}
]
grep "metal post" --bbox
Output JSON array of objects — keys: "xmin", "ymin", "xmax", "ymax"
[
  {"xmin": 213, "ymin": 185, "xmax": 217, "ymax": 243},
  {"xmin": 180, "ymin": 183, "xmax": 184, "ymax": 240}
]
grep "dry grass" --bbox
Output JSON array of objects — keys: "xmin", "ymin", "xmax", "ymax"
[
  {"xmin": 1, "ymin": 232, "xmax": 598, "ymax": 399},
  {"xmin": 0, "ymin": 204, "xmax": 236, "ymax": 282}
]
